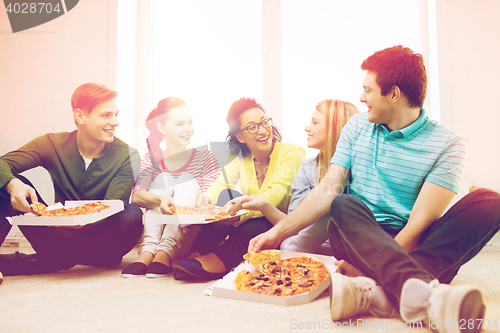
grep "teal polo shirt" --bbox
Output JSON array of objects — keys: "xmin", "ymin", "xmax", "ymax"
[{"xmin": 331, "ymin": 109, "xmax": 467, "ymax": 228}]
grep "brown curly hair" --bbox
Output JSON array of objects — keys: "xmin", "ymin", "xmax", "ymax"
[{"xmin": 225, "ymin": 97, "xmax": 282, "ymax": 157}]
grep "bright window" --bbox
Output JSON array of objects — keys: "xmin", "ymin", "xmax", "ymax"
[
  {"xmin": 117, "ymin": 0, "xmax": 435, "ymax": 157},
  {"xmin": 152, "ymin": 0, "xmax": 262, "ymax": 148},
  {"xmin": 281, "ymin": 0, "xmax": 423, "ymax": 156}
]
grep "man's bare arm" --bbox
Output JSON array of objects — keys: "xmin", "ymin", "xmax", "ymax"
[
  {"xmin": 394, "ymin": 181, "xmax": 456, "ymax": 253},
  {"xmin": 248, "ymin": 164, "xmax": 349, "ymax": 253}
]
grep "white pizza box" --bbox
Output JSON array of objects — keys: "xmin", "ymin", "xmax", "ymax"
[
  {"xmin": 143, "ymin": 207, "xmax": 246, "ymax": 225},
  {"xmin": 8, "ymin": 200, "xmax": 124, "ymax": 226},
  {"xmin": 211, "ymin": 250, "xmax": 336, "ymax": 306}
]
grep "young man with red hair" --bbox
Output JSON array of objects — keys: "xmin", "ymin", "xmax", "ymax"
[
  {"xmin": 0, "ymin": 83, "xmax": 143, "ymax": 276},
  {"xmin": 249, "ymin": 46, "xmax": 500, "ymax": 333}
]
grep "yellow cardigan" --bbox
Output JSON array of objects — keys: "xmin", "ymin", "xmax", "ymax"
[{"xmin": 204, "ymin": 141, "xmax": 305, "ymax": 227}]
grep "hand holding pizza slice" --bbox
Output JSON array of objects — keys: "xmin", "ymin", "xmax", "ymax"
[
  {"xmin": 30, "ymin": 202, "xmax": 47, "ymax": 216},
  {"xmin": 243, "ymin": 249, "xmax": 282, "ymax": 275},
  {"xmin": 159, "ymin": 196, "xmax": 177, "ymax": 215}
]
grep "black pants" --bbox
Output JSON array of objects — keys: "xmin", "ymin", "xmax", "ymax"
[
  {"xmin": 0, "ymin": 175, "xmax": 143, "ymax": 274},
  {"xmin": 190, "ymin": 189, "xmax": 274, "ymax": 270},
  {"xmin": 327, "ymin": 189, "xmax": 500, "ymax": 310}
]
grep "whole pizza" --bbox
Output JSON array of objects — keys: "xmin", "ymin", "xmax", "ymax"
[
  {"xmin": 235, "ymin": 250, "xmax": 330, "ymax": 297},
  {"xmin": 30, "ymin": 202, "xmax": 110, "ymax": 217}
]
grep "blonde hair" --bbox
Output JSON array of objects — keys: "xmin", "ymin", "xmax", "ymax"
[{"xmin": 315, "ymin": 100, "xmax": 359, "ymax": 184}]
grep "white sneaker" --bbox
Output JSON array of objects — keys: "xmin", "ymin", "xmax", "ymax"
[
  {"xmin": 400, "ymin": 278, "xmax": 485, "ymax": 333},
  {"xmin": 330, "ymin": 273, "xmax": 397, "ymax": 321},
  {"xmin": 0, "ymin": 272, "xmax": 3, "ymax": 285}
]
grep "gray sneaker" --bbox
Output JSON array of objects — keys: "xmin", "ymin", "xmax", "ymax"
[
  {"xmin": 400, "ymin": 278, "xmax": 485, "ymax": 333},
  {"xmin": 330, "ymin": 273, "xmax": 397, "ymax": 321}
]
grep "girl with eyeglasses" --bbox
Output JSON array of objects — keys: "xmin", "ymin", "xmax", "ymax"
[
  {"xmin": 174, "ymin": 97, "xmax": 305, "ymax": 280},
  {"xmin": 227, "ymin": 100, "xmax": 359, "ymax": 254},
  {"xmin": 121, "ymin": 97, "xmax": 220, "ymax": 278}
]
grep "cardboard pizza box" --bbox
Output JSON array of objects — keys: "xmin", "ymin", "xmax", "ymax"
[
  {"xmin": 143, "ymin": 207, "xmax": 246, "ymax": 225},
  {"xmin": 211, "ymin": 250, "xmax": 336, "ymax": 306},
  {"xmin": 8, "ymin": 200, "xmax": 124, "ymax": 226}
]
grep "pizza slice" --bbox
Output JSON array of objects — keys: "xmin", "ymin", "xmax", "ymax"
[
  {"xmin": 28, "ymin": 201, "xmax": 110, "ymax": 217},
  {"xmin": 197, "ymin": 203, "xmax": 224, "ymax": 220},
  {"xmin": 281, "ymin": 256, "xmax": 330, "ymax": 285},
  {"xmin": 174, "ymin": 206, "xmax": 201, "ymax": 215},
  {"xmin": 164, "ymin": 203, "xmax": 198, "ymax": 215},
  {"xmin": 77, "ymin": 201, "xmax": 110, "ymax": 214},
  {"xmin": 30, "ymin": 202, "xmax": 47, "ymax": 216},
  {"xmin": 164, "ymin": 203, "xmax": 177, "ymax": 215},
  {"xmin": 202, "ymin": 203, "xmax": 238, "ymax": 221},
  {"xmin": 243, "ymin": 250, "xmax": 282, "ymax": 275},
  {"xmin": 234, "ymin": 270, "xmax": 288, "ymax": 297},
  {"xmin": 60, "ymin": 202, "xmax": 109, "ymax": 216},
  {"xmin": 164, "ymin": 203, "xmax": 238, "ymax": 222}
]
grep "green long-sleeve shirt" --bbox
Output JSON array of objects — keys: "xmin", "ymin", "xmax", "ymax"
[{"xmin": 0, "ymin": 131, "xmax": 140, "ymax": 203}]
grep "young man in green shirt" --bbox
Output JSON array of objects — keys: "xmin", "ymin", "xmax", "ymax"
[{"xmin": 0, "ymin": 83, "xmax": 143, "ymax": 276}]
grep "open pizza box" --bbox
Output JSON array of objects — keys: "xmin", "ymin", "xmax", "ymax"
[
  {"xmin": 211, "ymin": 250, "xmax": 337, "ymax": 306},
  {"xmin": 143, "ymin": 207, "xmax": 247, "ymax": 225},
  {"xmin": 8, "ymin": 200, "xmax": 124, "ymax": 226}
]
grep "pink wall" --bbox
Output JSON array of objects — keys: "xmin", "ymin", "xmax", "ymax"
[
  {"xmin": 0, "ymin": 0, "xmax": 115, "ymax": 154},
  {"xmin": 436, "ymin": 0, "xmax": 500, "ymax": 198}
]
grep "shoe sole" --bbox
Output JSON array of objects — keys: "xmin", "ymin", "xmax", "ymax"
[
  {"xmin": 145, "ymin": 273, "xmax": 171, "ymax": 279},
  {"xmin": 441, "ymin": 286, "xmax": 485, "ymax": 333},
  {"xmin": 330, "ymin": 273, "xmax": 346, "ymax": 321},
  {"xmin": 120, "ymin": 273, "xmax": 144, "ymax": 278}
]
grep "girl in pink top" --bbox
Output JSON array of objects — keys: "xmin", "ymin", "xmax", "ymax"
[{"xmin": 121, "ymin": 97, "xmax": 220, "ymax": 278}]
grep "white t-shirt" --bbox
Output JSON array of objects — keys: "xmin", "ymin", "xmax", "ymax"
[{"xmin": 83, "ymin": 157, "xmax": 92, "ymax": 170}]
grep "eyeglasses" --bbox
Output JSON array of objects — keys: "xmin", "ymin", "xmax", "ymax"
[{"xmin": 240, "ymin": 118, "xmax": 273, "ymax": 134}]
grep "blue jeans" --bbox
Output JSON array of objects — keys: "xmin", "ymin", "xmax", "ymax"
[
  {"xmin": 328, "ymin": 189, "xmax": 500, "ymax": 310},
  {"xmin": 0, "ymin": 175, "xmax": 143, "ymax": 274},
  {"xmin": 280, "ymin": 213, "xmax": 330, "ymax": 254}
]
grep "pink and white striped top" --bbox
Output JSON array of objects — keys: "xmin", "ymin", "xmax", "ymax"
[{"xmin": 131, "ymin": 148, "xmax": 221, "ymax": 202}]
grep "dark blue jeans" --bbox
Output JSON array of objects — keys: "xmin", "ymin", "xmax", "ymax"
[
  {"xmin": 328, "ymin": 189, "xmax": 500, "ymax": 310},
  {"xmin": 0, "ymin": 175, "xmax": 143, "ymax": 274}
]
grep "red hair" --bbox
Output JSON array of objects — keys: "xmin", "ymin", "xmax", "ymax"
[
  {"xmin": 71, "ymin": 83, "xmax": 117, "ymax": 114},
  {"xmin": 361, "ymin": 45, "xmax": 427, "ymax": 108}
]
